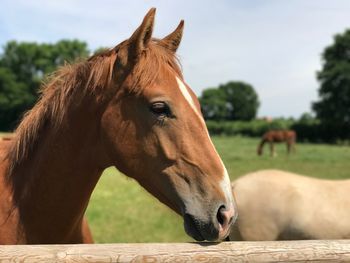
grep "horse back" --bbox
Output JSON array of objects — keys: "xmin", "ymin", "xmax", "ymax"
[{"xmin": 263, "ymin": 130, "xmax": 296, "ymax": 142}]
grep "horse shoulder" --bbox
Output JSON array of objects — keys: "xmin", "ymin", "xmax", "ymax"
[{"xmin": 0, "ymin": 142, "xmax": 23, "ymax": 244}]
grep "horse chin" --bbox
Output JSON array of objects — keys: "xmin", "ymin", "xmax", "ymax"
[
  {"xmin": 183, "ymin": 214, "xmax": 205, "ymax": 241},
  {"xmin": 183, "ymin": 213, "xmax": 221, "ymax": 242}
]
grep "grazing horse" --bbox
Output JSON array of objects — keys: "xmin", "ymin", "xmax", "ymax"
[
  {"xmin": 229, "ymin": 170, "xmax": 350, "ymax": 241},
  {"xmin": 1, "ymin": 135, "xmax": 13, "ymax": 141},
  {"xmin": 0, "ymin": 9, "xmax": 236, "ymax": 244},
  {"xmin": 257, "ymin": 130, "xmax": 296, "ymax": 156}
]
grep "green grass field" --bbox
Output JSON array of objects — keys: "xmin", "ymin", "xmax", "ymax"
[{"xmin": 86, "ymin": 136, "xmax": 350, "ymax": 243}]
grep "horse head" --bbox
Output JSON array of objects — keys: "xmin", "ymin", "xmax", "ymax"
[{"xmin": 99, "ymin": 9, "xmax": 237, "ymax": 241}]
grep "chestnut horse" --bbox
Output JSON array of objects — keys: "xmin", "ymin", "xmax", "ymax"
[
  {"xmin": 0, "ymin": 9, "xmax": 236, "ymax": 244},
  {"xmin": 229, "ymin": 170, "xmax": 350, "ymax": 240},
  {"xmin": 257, "ymin": 130, "xmax": 296, "ymax": 156}
]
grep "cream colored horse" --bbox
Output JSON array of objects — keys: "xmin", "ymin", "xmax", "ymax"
[{"xmin": 229, "ymin": 170, "xmax": 350, "ymax": 240}]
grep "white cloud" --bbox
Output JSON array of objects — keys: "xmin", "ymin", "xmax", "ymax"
[{"xmin": 1, "ymin": 0, "xmax": 350, "ymax": 117}]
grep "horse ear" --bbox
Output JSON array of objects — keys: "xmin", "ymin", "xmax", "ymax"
[
  {"xmin": 160, "ymin": 20, "xmax": 184, "ymax": 52},
  {"xmin": 128, "ymin": 8, "xmax": 156, "ymax": 57}
]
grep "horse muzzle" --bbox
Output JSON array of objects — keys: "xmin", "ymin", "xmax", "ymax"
[{"xmin": 183, "ymin": 203, "xmax": 237, "ymax": 241}]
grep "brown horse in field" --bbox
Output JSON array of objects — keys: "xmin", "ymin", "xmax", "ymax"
[
  {"xmin": 1, "ymin": 135, "xmax": 13, "ymax": 141},
  {"xmin": 229, "ymin": 170, "xmax": 350, "ymax": 241},
  {"xmin": 0, "ymin": 9, "xmax": 236, "ymax": 244},
  {"xmin": 257, "ymin": 130, "xmax": 296, "ymax": 156}
]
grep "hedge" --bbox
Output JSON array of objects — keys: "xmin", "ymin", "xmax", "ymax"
[
  {"xmin": 206, "ymin": 119, "xmax": 294, "ymax": 137},
  {"xmin": 206, "ymin": 119, "xmax": 350, "ymax": 144}
]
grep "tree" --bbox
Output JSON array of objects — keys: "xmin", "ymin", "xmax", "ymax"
[
  {"xmin": 0, "ymin": 40, "xmax": 89, "ymax": 129},
  {"xmin": 0, "ymin": 67, "xmax": 32, "ymax": 129},
  {"xmin": 199, "ymin": 81, "xmax": 260, "ymax": 121},
  {"xmin": 299, "ymin": 112, "xmax": 315, "ymax": 123},
  {"xmin": 199, "ymin": 88, "xmax": 228, "ymax": 120},
  {"xmin": 1, "ymin": 40, "xmax": 89, "ymax": 94},
  {"xmin": 93, "ymin": 47, "xmax": 109, "ymax": 55},
  {"xmin": 50, "ymin": 40, "xmax": 89, "ymax": 69},
  {"xmin": 219, "ymin": 81, "xmax": 260, "ymax": 121},
  {"xmin": 313, "ymin": 29, "xmax": 350, "ymax": 128}
]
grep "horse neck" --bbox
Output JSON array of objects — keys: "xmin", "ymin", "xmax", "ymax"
[
  {"xmin": 258, "ymin": 139, "xmax": 266, "ymax": 150},
  {"xmin": 10, "ymin": 99, "xmax": 109, "ymax": 243}
]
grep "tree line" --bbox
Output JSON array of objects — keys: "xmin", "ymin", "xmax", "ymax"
[
  {"xmin": 0, "ymin": 29, "xmax": 350, "ymax": 142},
  {"xmin": 0, "ymin": 40, "xmax": 90, "ymax": 130}
]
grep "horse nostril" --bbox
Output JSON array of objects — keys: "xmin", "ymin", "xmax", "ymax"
[
  {"xmin": 217, "ymin": 205, "xmax": 235, "ymax": 230},
  {"xmin": 216, "ymin": 205, "xmax": 226, "ymax": 226}
]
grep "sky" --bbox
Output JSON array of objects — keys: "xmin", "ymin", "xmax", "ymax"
[{"xmin": 1, "ymin": 0, "xmax": 350, "ymax": 118}]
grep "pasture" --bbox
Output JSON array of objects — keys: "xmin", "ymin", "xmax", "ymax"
[{"xmin": 86, "ymin": 135, "xmax": 350, "ymax": 243}]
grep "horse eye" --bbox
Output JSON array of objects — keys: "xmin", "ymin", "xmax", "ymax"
[{"xmin": 150, "ymin": 102, "xmax": 169, "ymax": 115}]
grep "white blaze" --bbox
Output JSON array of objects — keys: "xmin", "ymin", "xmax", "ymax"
[
  {"xmin": 176, "ymin": 76, "xmax": 203, "ymax": 122},
  {"xmin": 175, "ymin": 76, "xmax": 233, "ymax": 204}
]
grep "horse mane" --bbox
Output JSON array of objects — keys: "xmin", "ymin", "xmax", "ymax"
[{"xmin": 6, "ymin": 39, "xmax": 182, "ymax": 178}]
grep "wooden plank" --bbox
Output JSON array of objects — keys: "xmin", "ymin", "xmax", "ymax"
[{"xmin": 0, "ymin": 240, "xmax": 350, "ymax": 262}]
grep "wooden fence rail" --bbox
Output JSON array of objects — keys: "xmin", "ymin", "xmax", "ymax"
[{"xmin": 1, "ymin": 240, "xmax": 350, "ymax": 262}]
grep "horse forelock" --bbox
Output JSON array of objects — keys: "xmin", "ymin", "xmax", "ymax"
[
  {"xmin": 129, "ymin": 40, "xmax": 183, "ymax": 95},
  {"xmin": 5, "ymin": 39, "xmax": 182, "ymax": 179}
]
